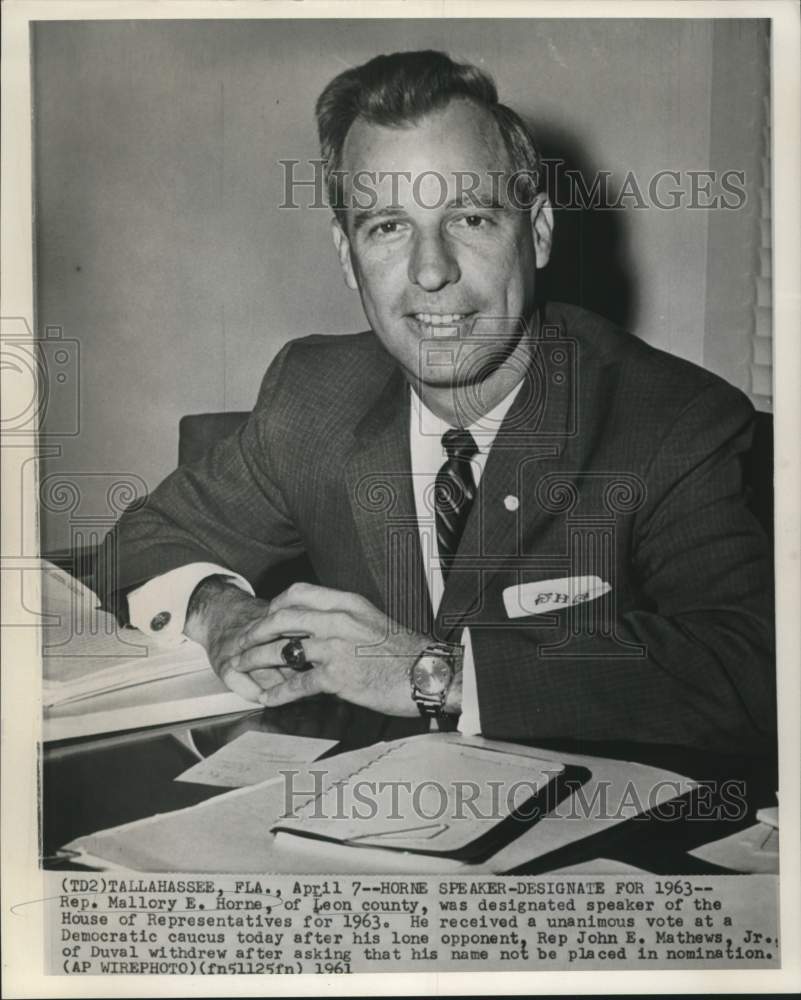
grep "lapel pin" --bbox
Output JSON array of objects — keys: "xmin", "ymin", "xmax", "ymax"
[{"xmin": 504, "ymin": 494, "xmax": 519, "ymax": 512}]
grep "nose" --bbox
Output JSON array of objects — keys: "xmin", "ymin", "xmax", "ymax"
[{"xmin": 408, "ymin": 229, "xmax": 460, "ymax": 292}]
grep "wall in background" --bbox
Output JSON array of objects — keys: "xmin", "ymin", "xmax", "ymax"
[
  {"xmin": 33, "ymin": 19, "xmax": 765, "ymax": 549},
  {"xmin": 704, "ymin": 20, "xmax": 772, "ymax": 410}
]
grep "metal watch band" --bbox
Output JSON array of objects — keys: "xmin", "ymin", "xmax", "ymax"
[
  {"xmin": 425, "ymin": 641, "xmax": 464, "ymax": 669},
  {"xmin": 411, "ymin": 641, "xmax": 463, "ymax": 723},
  {"xmin": 415, "ymin": 694, "xmax": 447, "ymax": 716}
]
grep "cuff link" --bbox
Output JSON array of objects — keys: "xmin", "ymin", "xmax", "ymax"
[{"xmin": 150, "ymin": 610, "xmax": 171, "ymax": 631}]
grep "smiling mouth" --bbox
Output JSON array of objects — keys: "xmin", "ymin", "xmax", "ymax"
[
  {"xmin": 412, "ymin": 312, "xmax": 470, "ymax": 325},
  {"xmin": 410, "ymin": 312, "xmax": 475, "ymax": 336}
]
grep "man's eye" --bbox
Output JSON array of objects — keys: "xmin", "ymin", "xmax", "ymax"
[
  {"xmin": 372, "ymin": 221, "xmax": 400, "ymax": 236},
  {"xmin": 453, "ymin": 214, "xmax": 492, "ymax": 230}
]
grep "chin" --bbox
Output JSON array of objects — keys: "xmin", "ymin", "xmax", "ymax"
[{"xmin": 416, "ymin": 365, "xmax": 477, "ymax": 389}]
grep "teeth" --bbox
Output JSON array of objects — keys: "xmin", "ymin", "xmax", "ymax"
[{"xmin": 414, "ymin": 313, "xmax": 467, "ymax": 326}]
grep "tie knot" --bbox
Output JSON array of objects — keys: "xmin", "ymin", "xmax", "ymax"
[{"xmin": 442, "ymin": 428, "xmax": 478, "ymax": 463}]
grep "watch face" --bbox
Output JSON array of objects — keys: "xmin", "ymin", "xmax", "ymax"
[{"xmin": 412, "ymin": 654, "xmax": 452, "ymax": 695}]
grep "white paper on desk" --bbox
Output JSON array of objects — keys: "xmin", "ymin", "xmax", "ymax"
[
  {"xmin": 175, "ymin": 731, "xmax": 338, "ymax": 788},
  {"xmin": 43, "ymin": 642, "xmax": 210, "ymax": 706},
  {"xmin": 40, "ymin": 560, "xmax": 151, "ymax": 683},
  {"xmin": 689, "ymin": 819, "xmax": 780, "ymax": 873},
  {"xmin": 61, "ymin": 734, "xmax": 697, "ymax": 873},
  {"xmin": 274, "ymin": 736, "xmax": 566, "ymax": 855}
]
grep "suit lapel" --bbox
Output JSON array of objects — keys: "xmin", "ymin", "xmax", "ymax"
[
  {"xmin": 344, "ymin": 365, "xmax": 434, "ymax": 635},
  {"xmin": 435, "ymin": 341, "xmax": 573, "ymax": 641}
]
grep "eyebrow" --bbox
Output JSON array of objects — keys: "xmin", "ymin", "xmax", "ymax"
[
  {"xmin": 351, "ymin": 206, "xmax": 406, "ymax": 233},
  {"xmin": 351, "ymin": 195, "xmax": 506, "ymax": 232},
  {"xmin": 446, "ymin": 194, "xmax": 504, "ymax": 210}
]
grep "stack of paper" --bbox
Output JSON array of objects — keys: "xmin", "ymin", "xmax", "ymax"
[
  {"xmin": 272, "ymin": 736, "xmax": 574, "ymax": 865},
  {"xmin": 44, "ymin": 641, "xmax": 211, "ymax": 708},
  {"xmin": 176, "ymin": 731, "xmax": 338, "ymax": 788},
  {"xmin": 40, "ymin": 561, "xmax": 255, "ymax": 741},
  {"xmin": 59, "ymin": 733, "xmax": 697, "ymax": 873}
]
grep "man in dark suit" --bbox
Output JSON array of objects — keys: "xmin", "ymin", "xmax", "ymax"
[{"xmin": 99, "ymin": 51, "xmax": 774, "ymax": 753}]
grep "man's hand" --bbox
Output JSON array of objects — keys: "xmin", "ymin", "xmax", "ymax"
[
  {"xmin": 229, "ymin": 582, "xmax": 438, "ymax": 716},
  {"xmin": 184, "ymin": 576, "xmax": 292, "ymax": 702}
]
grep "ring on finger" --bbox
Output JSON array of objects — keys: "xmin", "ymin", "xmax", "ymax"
[{"xmin": 280, "ymin": 636, "xmax": 313, "ymax": 672}]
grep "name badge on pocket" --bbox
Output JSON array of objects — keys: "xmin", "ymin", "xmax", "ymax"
[{"xmin": 502, "ymin": 576, "xmax": 612, "ymax": 619}]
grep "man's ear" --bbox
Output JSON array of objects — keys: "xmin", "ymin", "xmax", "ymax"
[
  {"xmin": 529, "ymin": 193, "xmax": 554, "ymax": 270},
  {"xmin": 331, "ymin": 217, "xmax": 359, "ymax": 291}
]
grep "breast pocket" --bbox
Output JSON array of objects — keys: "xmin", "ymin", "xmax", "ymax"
[{"xmin": 502, "ymin": 575, "xmax": 612, "ymax": 619}]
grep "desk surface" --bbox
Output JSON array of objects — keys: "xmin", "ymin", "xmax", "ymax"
[{"xmin": 42, "ymin": 697, "xmax": 778, "ymax": 874}]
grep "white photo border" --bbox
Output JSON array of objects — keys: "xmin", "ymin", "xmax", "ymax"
[{"xmin": 1, "ymin": 1, "xmax": 799, "ymax": 996}]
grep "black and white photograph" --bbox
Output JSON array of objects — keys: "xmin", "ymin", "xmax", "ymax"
[{"xmin": 1, "ymin": 1, "xmax": 799, "ymax": 994}]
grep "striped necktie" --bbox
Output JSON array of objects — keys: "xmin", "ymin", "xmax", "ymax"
[{"xmin": 435, "ymin": 429, "xmax": 478, "ymax": 581}]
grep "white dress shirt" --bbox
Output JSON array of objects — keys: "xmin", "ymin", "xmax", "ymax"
[
  {"xmin": 128, "ymin": 379, "xmax": 523, "ymax": 734},
  {"xmin": 408, "ymin": 382, "xmax": 523, "ymax": 735}
]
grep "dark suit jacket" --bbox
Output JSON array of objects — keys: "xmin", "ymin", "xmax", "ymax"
[{"xmin": 99, "ymin": 303, "xmax": 775, "ymax": 753}]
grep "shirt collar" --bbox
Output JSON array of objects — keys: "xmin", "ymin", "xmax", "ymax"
[{"xmin": 409, "ymin": 378, "xmax": 524, "ymax": 457}]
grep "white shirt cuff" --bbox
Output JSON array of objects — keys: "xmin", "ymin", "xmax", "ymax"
[
  {"xmin": 127, "ymin": 563, "xmax": 254, "ymax": 645},
  {"xmin": 457, "ymin": 627, "xmax": 482, "ymax": 736}
]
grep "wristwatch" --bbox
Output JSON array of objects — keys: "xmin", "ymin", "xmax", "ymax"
[{"xmin": 410, "ymin": 641, "xmax": 463, "ymax": 729}]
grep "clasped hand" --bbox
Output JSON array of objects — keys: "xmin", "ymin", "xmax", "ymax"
[{"xmin": 193, "ymin": 582, "xmax": 428, "ymax": 716}]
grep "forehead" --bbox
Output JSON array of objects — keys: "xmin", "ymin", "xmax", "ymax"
[{"xmin": 340, "ymin": 98, "xmax": 512, "ymax": 184}]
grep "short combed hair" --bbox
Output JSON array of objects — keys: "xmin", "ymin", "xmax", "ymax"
[{"xmin": 315, "ymin": 50, "xmax": 541, "ymax": 216}]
